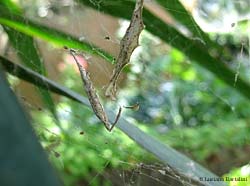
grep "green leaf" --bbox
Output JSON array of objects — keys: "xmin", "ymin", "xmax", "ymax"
[
  {"xmin": 155, "ymin": 0, "xmax": 220, "ymax": 50},
  {"xmin": 0, "ymin": 0, "xmax": 21, "ymax": 14},
  {"xmin": 0, "ymin": 66, "xmax": 62, "ymax": 186},
  {"xmin": 0, "ymin": 1, "xmax": 59, "ymax": 123},
  {"xmin": 0, "ymin": 55, "xmax": 87, "ymax": 104},
  {"xmin": 0, "ymin": 55, "xmax": 226, "ymax": 186},
  {"xmin": 0, "ymin": 14, "xmax": 114, "ymax": 63}
]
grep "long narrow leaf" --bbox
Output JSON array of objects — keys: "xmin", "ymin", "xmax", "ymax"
[
  {"xmin": 0, "ymin": 12, "xmax": 114, "ymax": 63},
  {"xmin": 0, "ymin": 55, "xmax": 226, "ymax": 186},
  {"xmin": 0, "ymin": 66, "xmax": 62, "ymax": 186}
]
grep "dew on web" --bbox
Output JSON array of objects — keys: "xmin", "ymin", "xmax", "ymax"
[{"xmin": 78, "ymin": 36, "xmax": 85, "ymax": 42}]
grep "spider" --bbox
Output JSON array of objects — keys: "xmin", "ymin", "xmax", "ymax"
[
  {"xmin": 66, "ymin": 47, "xmax": 122, "ymax": 132},
  {"xmin": 105, "ymin": 0, "xmax": 144, "ymax": 100}
]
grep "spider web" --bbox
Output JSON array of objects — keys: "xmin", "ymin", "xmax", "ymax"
[{"xmin": 1, "ymin": 0, "xmax": 250, "ymax": 186}]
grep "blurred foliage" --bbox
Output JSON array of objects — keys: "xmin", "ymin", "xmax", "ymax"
[
  {"xmin": 1, "ymin": 0, "xmax": 250, "ymax": 186},
  {"xmin": 224, "ymin": 164, "xmax": 250, "ymax": 186},
  {"xmin": 32, "ymin": 104, "xmax": 155, "ymax": 186}
]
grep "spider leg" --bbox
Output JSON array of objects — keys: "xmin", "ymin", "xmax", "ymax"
[{"xmin": 108, "ymin": 106, "xmax": 122, "ymax": 132}]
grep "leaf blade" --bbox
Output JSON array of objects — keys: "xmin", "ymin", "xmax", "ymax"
[
  {"xmin": 0, "ymin": 65, "xmax": 62, "ymax": 186},
  {"xmin": 0, "ymin": 15, "xmax": 114, "ymax": 63}
]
